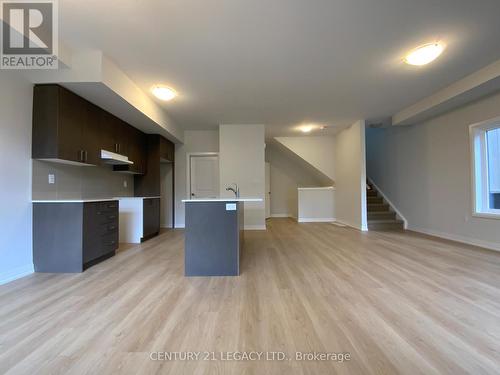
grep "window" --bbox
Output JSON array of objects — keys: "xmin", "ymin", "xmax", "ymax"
[{"xmin": 470, "ymin": 117, "xmax": 500, "ymax": 217}]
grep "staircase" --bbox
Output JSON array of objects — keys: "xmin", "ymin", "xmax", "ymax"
[{"xmin": 367, "ymin": 183, "xmax": 404, "ymax": 231}]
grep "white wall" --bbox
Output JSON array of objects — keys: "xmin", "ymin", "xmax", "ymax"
[
  {"xmin": 298, "ymin": 187, "xmax": 335, "ymax": 222},
  {"xmin": 274, "ymin": 136, "xmax": 335, "ymax": 181},
  {"xmin": 265, "ymin": 143, "xmax": 329, "ymax": 218},
  {"xmin": 0, "ymin": 73, "xmax": 34, "ymax": 284},
  {"xmin": 367, "ymin": 91, "xmax": 500, "ymax": 250},
  {"xmin": 32, "ymin": 160, "xmax": 134, "ymax": 200},
  {"xmin": 334, "ymin": 121, "xmax": 368, "ymax": 230},
  {"xmin": 219, "ymin": 125, "xmax": 266, "ymax": 229},
  {"xmin": 174, "ymin": 130, "xmax": 219, "ymax": 227},
  {"xmin": 269, "ymin": 164, "xmax": 298, "ymax": 218}
]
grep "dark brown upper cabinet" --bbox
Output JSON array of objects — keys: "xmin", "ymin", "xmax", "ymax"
[
  {"xmin": 33, "ymin": 84, "xmax": 104, "ymax": 165},
  {"xmin": 113, "ymin": 125, "xmax": 147, "ymax": 175},
  {"xmin": 83, "ymin": 101, "xmax": 104, "ymax": 165},
  {"xmin": 160, "ymin": 136, "xmax": 175, "ymax": 163},
  {"xmin": 33, "ymin": 85, "xmax": 91, "ymax": 164},
  {"xmin": 32, "ymin": 84, "xmax": 148, "ymax": 174},
  {"xmin": 98, "ymin": 111, "xmax": 129, "ymax": 156},
  {"xmin": 127, "ymin": 125, "xmax": 147, "ymax": 174}
]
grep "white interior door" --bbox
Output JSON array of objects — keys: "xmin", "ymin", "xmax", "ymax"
[
  {"xmin": 190, "ymin": 155, "xmax": 219, "ymax": 199},
  {"xmin": 265, "ymin": 162, "xmax": 271, "ymax": 218}
]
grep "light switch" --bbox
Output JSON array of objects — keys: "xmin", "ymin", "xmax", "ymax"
[
  {"xmin": 48, "ymin": 174, "xmax": 55, "ymax": 184},
  {"xmin": 226, "ymin": 203, "xmax": 237, "ymax": 211},
  {"xmin": 123, "ymin": 180, "xmax": 128, "ymax": 188}
]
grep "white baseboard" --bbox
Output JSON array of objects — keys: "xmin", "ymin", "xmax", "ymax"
[
  {"xmin": 367, "ymin": 177, "xmax": 408, "ymax": 229},
  {"xmin": 160, "ymin": 224, "xmax": 173, "ymax": 229},
  {"xmin": 408, "ymin": 225, "xmax": 500, "ymax": 252},
  {"xmin": 174, "ymin": 223, "xmax": 266, "ymax": 230},
  {"xmin": 334, "ymin": 219, "xmax": 366, "ymax": 231},
  {"xmin": 245, "ymin": 225, "xmax": 267, "ymax": 230},
  {"xmin": 0, "ymin": 264, "xmax": 34, "ymax": 285},
  {"xmin": 298, "ymin": 217, "xmax": 336, "ymax": 223},
  {"xmin": 270, "ymin": 214, "xmax": 290, "ymax": 218}
]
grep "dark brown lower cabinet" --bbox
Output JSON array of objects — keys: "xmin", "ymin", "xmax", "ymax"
[
  {"xmin": 142, "ymin": 198, "xmax": 160, "ymax": 242},
  {"xmin": 33, "ymin": 200, "xmax": 119, "ymax": 273}
]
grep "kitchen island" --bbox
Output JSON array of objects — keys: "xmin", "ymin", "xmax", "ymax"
[{"xmin": 182, "ymin": 198, "xmax": 262, "ymax": 276}]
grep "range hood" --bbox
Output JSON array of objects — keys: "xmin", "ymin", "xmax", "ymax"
[{"xmin": 101, "ymin": 150, "xmax": 134, "ymax": 165}]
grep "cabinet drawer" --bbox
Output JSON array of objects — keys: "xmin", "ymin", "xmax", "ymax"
[
  {"xmin": 83, "ymin": 231, "xmax": 118, "ymax": 263},
  {"xmin": 93, "ymin": 202, "xmax": 118, "ymax": 224},
  {"xmin": 95, "ymin": 222, "xmax": 118, "ymax": 236},
  {"xmin": 98, "ymin": 201, "xmax": 118, "ymax": 211},
  {"xmin": 96, "ymin": 211, "xmax": 118, "ymax": 224},
  {"xmin": 101, "ymin": 231, "xmax": 118, "ymax": 248}
]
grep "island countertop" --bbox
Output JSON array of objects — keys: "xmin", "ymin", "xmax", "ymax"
[
  {"xmin": 32, "ymin": 198, "xmax": 119, "ymax": 203},
  {"xmin": 182, "ymin": 198, "xmax": 262, "ymax": 202}
]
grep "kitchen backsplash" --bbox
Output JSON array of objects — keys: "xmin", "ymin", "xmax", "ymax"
[{"xmin": 32, "ymin": 160, "xmax": 134, "ymax": 200}]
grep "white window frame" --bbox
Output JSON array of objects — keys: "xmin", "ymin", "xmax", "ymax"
[{"xmin": 470, "ymin": 116, "xmax": 500, "ymax": 219}]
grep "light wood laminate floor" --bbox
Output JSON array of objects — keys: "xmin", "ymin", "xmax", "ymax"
[{"xmin": 1, "ymin": 219, "xmax": 500, "ymax": 374}]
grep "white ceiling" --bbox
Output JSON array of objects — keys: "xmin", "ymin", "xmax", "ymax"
[{"xmin": 59, "ymin": 0, "xmax": 500, "ymax": 138}]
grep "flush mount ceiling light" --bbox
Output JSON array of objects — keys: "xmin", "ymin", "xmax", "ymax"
[
  {"xmin": 404, "ymin": 42, "xmax": 445, "ymax": 66},
  {"xmin": 300, "ymin": 125, "xmax": 314, "ymax": 133},
  {"xmin": 151, "ymin": 85, "xmax": 177, "ymax": 101},
  {"xmin": 298, "ymin": 123, "xmax": 325, "ymax": 133}
]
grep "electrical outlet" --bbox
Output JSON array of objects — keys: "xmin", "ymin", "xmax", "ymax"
[
  {"xmin": 48, "ymin": 174, "xmax": 55, "ymax": 184},
  {"xmin": 123, "ymin": 180, "xmax": 128, "ymax": 188}
]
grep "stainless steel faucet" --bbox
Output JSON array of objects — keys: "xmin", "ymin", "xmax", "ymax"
[{"xmin": 225, "ymin": 183, "xmax": 240, "ymax": 198}]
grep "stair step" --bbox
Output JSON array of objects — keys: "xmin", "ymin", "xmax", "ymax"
[
  {"xmin": 367, "ymin": 203, "xmax": 389, "ymax": 212},
  {"xmin": 368, "ymin": 220, "xmax": 404, "ymax": 231},
  {"xmin": 368, "ymin": 211, "xmax": 396, "ymax": 220},
  {"xmin": 367, "ymin": 191, "xmax": 378, "ymax": 197},
  {"xmin": 367, "ymin": 196, "xmax": 383, "ymax": 204}
]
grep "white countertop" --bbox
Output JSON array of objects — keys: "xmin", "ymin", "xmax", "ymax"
[
  {"xmin": 182, "ymin": 198, "xmax": 263, "ymax": 203},
  {"xmin": 116, "ymin": 196, "xmax": 161, "ymax": 200},
  {"xmin": 32, "ymin": 198, "xmax": 119, "ymax": 203},
  {"xmin": 33, "ymin": 196, "xmax": 161, "ymax": 203},
  {"xmin": 297, "ymin": 186, "xmax": 335, "ymax": 191}
]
